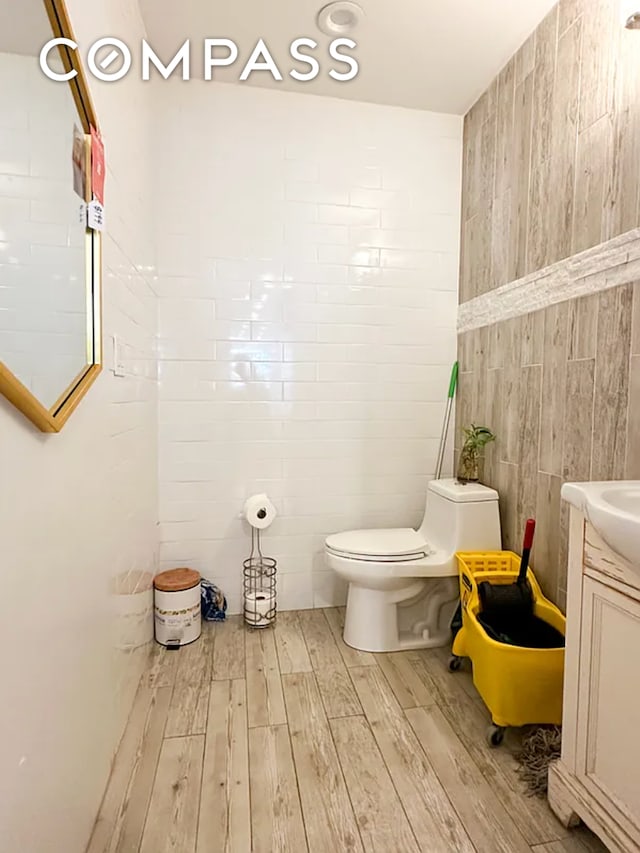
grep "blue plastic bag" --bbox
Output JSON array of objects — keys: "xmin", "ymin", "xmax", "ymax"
[{"xmin": 200, "ymin": 579, "xmax": 227, "ymax": 622}]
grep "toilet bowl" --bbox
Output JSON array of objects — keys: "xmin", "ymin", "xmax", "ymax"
[{"xmin": 325, "ymin": 478, "xmax": 501, "ymax": 652}]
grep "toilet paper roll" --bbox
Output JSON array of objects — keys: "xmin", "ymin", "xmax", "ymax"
[
  {"xmin": 244, "ymin": 590, "xmax": 276, "ymax": 627},
  {"xmin": 243, "ymin": 494, "xmax": 277, "ymax": 530}
]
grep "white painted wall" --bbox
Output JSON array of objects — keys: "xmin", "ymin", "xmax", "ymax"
[
  {"xmin": 156, "ymin": 81, "xmax": 462, "ymax": 613},
  {"xmin": 0, "ymin": 52, "xmax": 88, "ymax": 408},
  {"xmin": 0, "ymin": 2, "xmax": 157, "ymax": 851}
]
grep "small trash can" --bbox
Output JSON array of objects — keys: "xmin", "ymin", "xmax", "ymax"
[{"xmin": 154, "ymin": 568, "xmax": 202, "ymax": 647}]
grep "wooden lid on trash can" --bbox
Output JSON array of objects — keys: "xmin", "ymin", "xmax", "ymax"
[{"xmin": 154, "ymin": 568, "xmax": 201, "ymax": 592}]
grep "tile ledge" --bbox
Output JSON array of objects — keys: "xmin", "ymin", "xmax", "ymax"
[{"xmin": 458, "ymin": 227, "xmax": 640, "ymax": 332}]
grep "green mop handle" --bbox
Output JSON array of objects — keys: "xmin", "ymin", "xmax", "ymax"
[{"xmin": 435, "ymin": 361, "xmax": 459, "ymax": 481}]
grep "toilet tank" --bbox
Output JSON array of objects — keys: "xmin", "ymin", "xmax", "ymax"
[{"xmin": 417, "ymin": 479, "xmax": 502, "ymax": 554}]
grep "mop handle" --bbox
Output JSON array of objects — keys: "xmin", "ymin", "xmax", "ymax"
[
  {"xmin": 435, "ymin": 362, "xmax": 459, "ymax": 481},
  {"xmin": 518, "ymin": 519, "xmax": 536, "ymax": 584}
]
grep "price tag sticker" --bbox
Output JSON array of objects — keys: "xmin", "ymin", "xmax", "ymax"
[{"xmin": 87, "ymin": 199, "xmax": 105, "ymax": 232}]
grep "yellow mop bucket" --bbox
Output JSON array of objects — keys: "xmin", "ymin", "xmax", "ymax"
[{"xmin": 451, "ymin": 551, "xmax": 566, "ymax": 745}]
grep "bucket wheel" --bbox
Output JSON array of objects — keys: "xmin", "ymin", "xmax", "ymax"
[
  {"xmin": 486, "ymin": 724, "xmax": 505, "ymax": 747},
  {"xmin": 448, "ymin": 655, "xmax": 462, "ymax": 672}
]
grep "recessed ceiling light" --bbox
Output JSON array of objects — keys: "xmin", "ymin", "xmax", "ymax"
[{"xmin": 317, "ymin": 2, "xmax": 364, "ymax": 36}]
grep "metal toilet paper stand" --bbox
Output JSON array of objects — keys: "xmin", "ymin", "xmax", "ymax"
[{"xmin": 243, "ymin": 524, "xmax": 277, "ymax": 629}]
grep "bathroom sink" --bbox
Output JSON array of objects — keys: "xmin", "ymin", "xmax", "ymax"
[
  {"xmin": 562, "ymin": 482, "xmax": 640, "ymax": 570},
  {"xmin": 602, "ymin": 486, "xmax": 640, "ymax": 516}
]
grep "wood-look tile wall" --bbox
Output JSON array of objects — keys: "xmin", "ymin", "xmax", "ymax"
[
  {"xmin": 458, "ymin": 0, "xmax": 640, "ymax": 607},
  {"xmin": 457, "ymin": 282, "xmax": 640, "ymax": 607},
  {"xmin": 460, "ymin": 0, "xmax": 640, "ymax": 303}
]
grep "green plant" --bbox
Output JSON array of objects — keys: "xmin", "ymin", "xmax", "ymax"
[{"xmin": 457, "ymin": 424, "xmax": 496, "ymax": 483}]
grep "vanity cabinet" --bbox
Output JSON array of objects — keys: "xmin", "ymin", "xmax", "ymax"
[{"xmin": 548, "ymin": 510, "xmax": 640, "ymax": 852}]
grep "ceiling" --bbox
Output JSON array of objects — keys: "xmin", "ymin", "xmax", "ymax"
[
  {"xmin": 139, "ymin": 0, "xmax": 558, "ymax": 114},
  {"xmin": 0, "ymin": 0, "xmax": 52, "ymax": 56}
]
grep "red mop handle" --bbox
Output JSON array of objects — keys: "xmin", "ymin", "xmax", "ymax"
[
  {"xmin": 523, "ymin": 518, "xmax": 536, "ymax": 550},
  {"xmin": 518, "ymin": 519, "xmax": 536, "ymax": 584}
]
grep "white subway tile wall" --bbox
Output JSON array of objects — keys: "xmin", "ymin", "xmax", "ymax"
[
  {"xmin": 156, "ymin": 82, "xmax": 462, "ymax": 612},
  {"xmin": 0, "ymin": 53, "xmax": 88, "ymax": 408},
  {"xmin": 0, "ymin": 2, "xmax": 157, "ymax": 851}
]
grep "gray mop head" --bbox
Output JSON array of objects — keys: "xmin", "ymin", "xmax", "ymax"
[{"xmin": 515, "ymin": 726, "xmax": 562, "ymax": 797}]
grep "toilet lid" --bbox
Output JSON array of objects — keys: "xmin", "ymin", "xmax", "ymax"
[{"xmin": 325, "ymin": 528, "xmax": 429, "ymax": 560}]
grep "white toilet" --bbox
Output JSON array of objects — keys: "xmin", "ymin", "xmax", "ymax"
[{"xmin": 325, "ymin": 478, "xmax": 501, "ymax": 653}]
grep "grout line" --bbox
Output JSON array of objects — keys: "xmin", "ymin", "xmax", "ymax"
[
  {"xmin": 272, "ymin": 612, "xmax": 286, "ymax": 675},
  {"xmin": 137, "ymin": 687, "xmax": 171, "ymax": 850},
  {"xmin": 244, "ymin": 679, "xmax": 256, "ymax": 853},
  {"xmin": 400, "ymin": 705, "xmax": 480, "ymax": 852},
  {"xmin": 279, "ymin": 625, "xmax": 322, "ymax": 853},
  {"xmin": 207, "ymin": 621, "xmax": 217, "ymax": 682},
  {"xmin": 163, "ymin": 732, "xmax": 205, "ymax": 740},
  {"xmin": 238, "ymin": 678, "xmax": 252, "ymax": 853},
  {"xmin": 283, "ymin": 716, "xmax": 311, "ymax": 853},
  {"xmin": 273, "ymin": 626, "xmax": 290, "ymax": 730},
  {"xmin": 426, "ymin": 650, "xmax": 572, "ymax": 845},
  {"xmin": 589, "ymin": 295, "xmax": 600, "ymax": 481},
  {"xmin": 324, "ymin": 709, "xmax": 366, "ymax": 720},
  {"xmin": 91, "ymin": 683, "xmax": 153, "ymax": 853},
  {"xmin": 313, "ymin": 610, "xmax": 364, "ymax": 718},
  {"xmin": 403, "ymin": 702, "xmax": 532, "ymax": 853},
  {"xmin": 374, "ymin": 662, "xmax": 477, "ymax": 852},
  {"xmin": 324, "ymin": 708, "xmax": 368, "ymax": 852},
  {"xmin": 623, "ymin": 290, "xmax": 636, "ymax": 475},
  {"xmin": 192, "ymin": 731, "xmax": 206, "ymax": 853},
  {"xmin": 359, "ymin": 687, "xmax": 422, "ymax": 850},
  {"xmin": 567, "ymin": 8, "xmax": 582, "ymax": 253}
]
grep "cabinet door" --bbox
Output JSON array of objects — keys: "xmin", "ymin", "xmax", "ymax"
[{"xmin": 576, "ymin": 576, "xmax": 640, "ymax": 839}]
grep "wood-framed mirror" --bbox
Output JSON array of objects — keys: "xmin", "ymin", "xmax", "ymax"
[{"xmin": 0, "ymin": 0, "xmax": 102, "ymax": 432}]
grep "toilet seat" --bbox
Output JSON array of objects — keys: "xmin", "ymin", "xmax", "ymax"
[{"xmin": 325, "ymin": 528, "xmax": 429, "ymax": 562}]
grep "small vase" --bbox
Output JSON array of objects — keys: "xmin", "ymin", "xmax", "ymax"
[{"xmin": 457, "ymin": 444, "xmax": 479, "ymax": 484}]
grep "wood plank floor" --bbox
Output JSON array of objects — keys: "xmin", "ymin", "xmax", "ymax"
[{"xmin": 87, "ymin": 610, "xmax": 608, "ymax": 853}]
